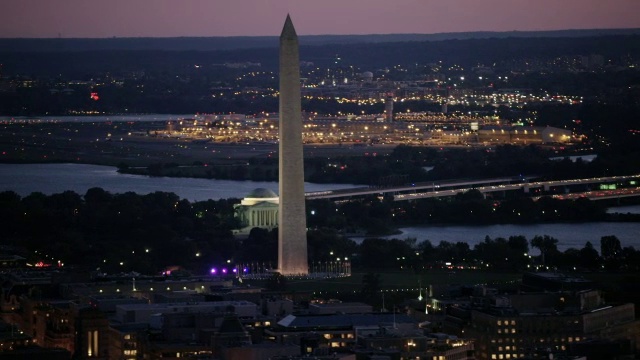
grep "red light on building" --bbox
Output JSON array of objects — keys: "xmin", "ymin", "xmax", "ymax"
[{"xmin": 90, "ymin": 92, "xmax": 99, "ymax": 101}]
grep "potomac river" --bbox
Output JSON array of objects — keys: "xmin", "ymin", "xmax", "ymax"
[
  {"xmin": 1, "ymin": 163, "xmax": 639, "ymax": 252},
  {"xmin": 0, "ymin": 163, "xmax": 359, "ymax": 201}
]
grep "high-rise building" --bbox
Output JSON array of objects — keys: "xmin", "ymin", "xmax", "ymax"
[
  {"xmin": 278, "ymin": 15, "xmax": 308, "ymax": 275},
  {"xmin": 385, "ymin": 95, "xmax": 394, "ymax": 122}
]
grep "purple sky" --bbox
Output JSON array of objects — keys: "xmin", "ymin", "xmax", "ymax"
[{"xmin": 2, "ymin": 0, "xmax": 640, "ymax": 38}]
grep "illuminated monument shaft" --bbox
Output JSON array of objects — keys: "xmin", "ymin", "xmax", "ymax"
[{"xmin": 278, "ymin": 15, "xmax": 308, "ymax": 275}]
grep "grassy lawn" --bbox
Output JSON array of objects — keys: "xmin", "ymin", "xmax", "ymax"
[
  {"xmin": 241, "ymin": 270, "xmax": 640, "ymax": 313},
  {"xmin": 244, "ymin": 269, "xmax": 523, "ymax": 293}
]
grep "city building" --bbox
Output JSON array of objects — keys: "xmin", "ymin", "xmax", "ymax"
[
  {"xmin": 520, "ymin": 272, "xmax": 594, "ymax": 293},
  {"xmin": 0, "ymin": 255, "xmax": 26, "ymax": 269},
  {"xmin": 115, "ymin": 300, "xmax": 258, "ymax": 324},
  {"xmin": 439, "ymin": 276, "xmax": 640, "ymax": 360},
  {"xmin": 356, "ymin": 331, "xmax": 474, "ymax": 360},
  {"xmin": 108, "ymin": 323, "xmax": 147, "ymax": 360},
  {"xmin": 467, "ymin": 301, "xmax": 639, "ymax": 360},
  {"xmin": 74, "ymin": 308, "xmax": 110, "ymax": 359},
  {"xmin": 308, "ymin": 302, "xmax": 373, "ymax": 315},
  {"xmin": 384, "ymin": 95, "xmax": 394, "ymax": 122},
  {"xmin": 477, "ymin": 126, "xmax": 572, "ymax": 144},
  {"xmin": 265, "ymin": 313, "xmax": 418, "ymax": 352}
]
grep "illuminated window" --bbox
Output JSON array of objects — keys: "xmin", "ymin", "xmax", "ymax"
[
  {"xmin": 94, "ymin": 330, "xmax": 99, "ymax": 356},
  {"xmin": 511, "ymin": 320, "xmax": 516, "ymax": 325},
  {"xmin": 497, "ymin": 320, "xmax": 502, "ymax": 326},
  {"xmin": 87, "ymin": 330, "xmax": 99, "ymax": 357}
]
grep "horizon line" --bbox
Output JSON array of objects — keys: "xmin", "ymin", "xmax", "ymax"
[{"xmin": 1, "ymin": 27, "xmax": 639, "ymax": 40}]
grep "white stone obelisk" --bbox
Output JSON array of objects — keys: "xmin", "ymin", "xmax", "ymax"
[{"xmin": 278, "ymin": 15, "xmax": 308, "ymax": 275}]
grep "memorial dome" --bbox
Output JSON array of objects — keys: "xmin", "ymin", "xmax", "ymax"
[{"xmin": 246, "ymin": 188, "xmax": 278, "ymax": 199}]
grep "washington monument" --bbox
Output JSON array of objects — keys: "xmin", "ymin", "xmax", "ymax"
[{"xmin": 278, "ymin": 15, "xmax": 308, "ymax": 275}]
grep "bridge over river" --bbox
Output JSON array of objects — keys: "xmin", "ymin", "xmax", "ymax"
[{"xmin": 304, "ymin": 174, "xmax": 640, "ymax": 202}]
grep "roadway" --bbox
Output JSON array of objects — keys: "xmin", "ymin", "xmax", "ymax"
[
  {"xmin": 305, "ymin": 176, "xmax": 535, "ymax": 200},
  {"xmin": 303, "ymin": 174, "xmax": 640, "ymax": 201},
  {"xmin": 533, "ymin": 187, "xmax": 640, "ymax": 201}
]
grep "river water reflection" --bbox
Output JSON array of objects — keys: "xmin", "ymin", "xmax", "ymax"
[{"xmin": 0, "ymin": 163, "xmax": 359, "ymax": 201}]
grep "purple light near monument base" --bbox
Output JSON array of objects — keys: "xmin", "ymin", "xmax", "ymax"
[
  {"xmin": 222, "ymin": 268, "xmax": 227, "ymax": 274},
  {"xmin": 243, "ymin": 268, "xmax": 248, "ymax": 273},
  {"xmin": 232, "ymin": 268, "xmax": 237, "ymax": 273},
  {"xmin": 210, "ymin": 268, "xmax": 217, "ymax": 274}
]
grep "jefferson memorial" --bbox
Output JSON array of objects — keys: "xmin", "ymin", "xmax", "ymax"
[{"xmin": 233, "ymin": 188, "xmax": 279, "ymax": 236}]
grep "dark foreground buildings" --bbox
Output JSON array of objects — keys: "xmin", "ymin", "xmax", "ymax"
[
  {"xmin": 440, "ymin": 272, "xmax": 640, "ymax": 360},
  {"xmin": 2, "ymin": 265, "xmax": 639, "ymax": 359}
]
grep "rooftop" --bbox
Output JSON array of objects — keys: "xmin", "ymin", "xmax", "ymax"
[{"xmin": 277, "ymin": 313, "xmax": 417, "ymax": 329}]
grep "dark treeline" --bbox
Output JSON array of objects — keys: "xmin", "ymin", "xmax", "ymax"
[
  {"xmin": 356, "ymin": 233, "xmax": 640, "ymax": 273},
  {"xmin": 129, "ymin": 141, "xmax": 640, "ymax": 186},
  {"xmin": 3, "ymin": 29, "xmax": 638, "ymax": 52},
  {"xmin": 2, "ymin": 188, "xmax": 638, "ymax": 277},
  {"xmin": 2, "ymin": 35, "xmax": 640, "ymax": 76},
  {"xmin": 0, "ymin": 189, "xmax": 240, "ymax": 275},
  {"xmin": 306, "ymin": 191, "xmax": 619, "ymax": 234}
]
